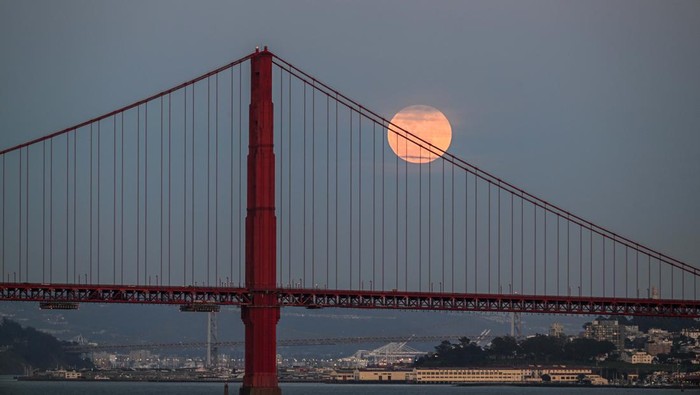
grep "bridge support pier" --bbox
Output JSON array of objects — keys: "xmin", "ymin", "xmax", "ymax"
[{"xmin": 240, "ymin": 47, "xmax": 281, "ymax": 395}]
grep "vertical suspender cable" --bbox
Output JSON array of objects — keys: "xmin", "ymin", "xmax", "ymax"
[
  {"xmin": 312, "ymin": 84, "xmax": 316, "ymax": 287},
  {"xmin": 590, "ymin": 227, "xmax": 593, "ymax": 296},
  {"xmin": 1, "ymin": 156, "xmax": 4, "ymax": 282},
  {"xmin": 215, "ymin": 75, "xmax": 219, "ymax": 286},
  {"xmin": 26, "ymin": 149, "xmax": 29, "ymax": 281},
  {"xmin": 192, "ymin": 84, "xmax": 195, "ymax": 285},
  {"xmin": 404, "ymin": 129, "xmax": 408, "ymax": 290},
  {"xmin": 613, "ymin": 240, "xmax": 616, "ymax": 297},
  {"xmin": 160, "ymin": 97, "xmax": 164, "ymax": 285},
  {"xmin": 418, "ymin": 146, "xmax": 421, "ymax": 291},
  {"xmin": 42, "ymin": 145, "xmax": 45, "ymax": 282},
  {"xmin": 145, "ymin": 104, "xmax": 148, "ymax": 284},
  {"xmin": 428, "ymin": 149, "xmax": 431, "ymax": 291},
  {"xmin": 603, "ymin": 237, "xmax": 606, "ymax": 297},
  {"xmin": 498, "ymin": 184, "xmax": 500, "ymax": 293},
  {"xmin": 533, "ymin": 203, "xmax": 536, "ymax": 294},
  {"xmin": 636, "ymin": 246, "xmax": 639, "ymax": 298},
  {"xmin": 381, "ymin": 119, "xmax": 385, "ymax": 290},
  {"xmin": 451, "ymin": 162, "xmax": 454, "ymax": 292},
  {"xmin": 98, "ymin": 120, "xmax": 101, "ymax": 283},
  {"xmin": 625, "ymin": 246, "xmax": 632, "ymax": 297},
  {"xmin": 288, "ymin": 72, "xmax": 292, "ymax": 286},
  {"xmin": 681, "ymin": 251, "xmax": 685, "ymax": 298},
  {"xmin": 580, "ymin": 225, "xmax": 583, "ymax": 296},
  {"xmin": 18, "ymin": 150, "xmax": 22, "ymax": 281},
  {"xmin": 67, "ymin": 131, "xmax": 70, "ymax": 282},
  {"xmin": 183, "ymin": 87, "xmax": 188, "ymax": 285},
  {"xmin": 544, "ymin": 205, "xmax": 547, "ymax": 294},
  {"xmin": 566, "ymin": 214, "xmax": 571, "ymax": 296},
  {"xmin": 395, "ymin": 116, "xmax": 398, "ymax": 290},
  {"xmin": 465, "ymin": 172, "xmax": 468, "ymax": 292},
  {"xmin": 119, "ymin": 115, "xmax": 123, "ymax": 283},
  {"xmin": 303, "ymin": 83, "xmax": 307, "ymax": 287},
  {"xmin": 656, "ymin": 256, "xmax": 661, "ymax": 298},
  {"xmin": 238, "ymin": 67, "xmax": 242, "ymax": 286},
  {"xmin": 357, "ymin": 108, "xmax": 361, "ymax": 288},
  {"xmin": 112, "ymin": 118, "xmax": 119, "ymax": 284},
  {"xmin": 232, "ymin": 68, "xmax": 237, "ymax": 285},
  {"xmin": 168, "ymin": 94, "xmax": 172, "ymax": 286},
  {"xmin": 348, "ymin": 105, "xmax": 352, "ymax": 289},
  {"xmin": 338, "ymin": 93, "xmax": 340, "ymax": 289},
  {"xmin": 520, "ymin": 194, "xmax": 523, "ymax": 294},
  {"xmin": 113, "ymin": 116, "xmax": 117, "ymax": 284},
  {"xmin": 442, "ymin": 159, "xmax": 445, "ymax": 291},
  {"xmin": 648, "ymin": 255, "xmax": 651, "ymax": 298},
  {"xmin": 475, "ymin": 173, "xmax": 478, "ymax": 292},
  {"xmin": 326, "ymin": 94, "xmax": 330, "ymax": 288},
  {"xmin": 488, "ymin": 182, "xmax": 491, "ymax": 293},
  {"xmin": 207, "ymin": 78, "xmax": 210, "ymax": 286},
  {"xmin": 50, "ymin": 141, "xmax": 53, "ymax": 282},
  {"xmin": 372, "ymin": 116, "xmax": 375, "ymax": 289},
  {"xmin": 233, "ymin": 68, "xmax": 237, "ymax": 286},
  {"xmin": 557, "ymin": 216, "xmax": 560, "ymax": 295},
  {"xmin": 672, "ymin": 260, "xmax": 676, "ymax": 298},
  {"xmin": 136, "ymin": 109, "xmax": 140, "ymax": 284}
]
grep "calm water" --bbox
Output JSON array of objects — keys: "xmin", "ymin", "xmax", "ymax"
[{"xmin": 0, "ymin": 379, "xmax": 692, "ymax": 395}]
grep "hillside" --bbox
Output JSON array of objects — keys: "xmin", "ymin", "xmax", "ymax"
[{"xmin": 0, "ymin": 318, "xmax": 93, "ymax": 374}]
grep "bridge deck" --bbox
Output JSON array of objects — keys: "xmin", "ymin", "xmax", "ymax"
[{"xmin": 2, "ymin": 282, "xmax": 698, "ymax": 318}]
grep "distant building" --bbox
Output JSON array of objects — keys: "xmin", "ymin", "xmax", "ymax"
[
  {"xmin": 331, "ymin": 367, "xmax": 609, "ymax": 385},
  {"xmin": 52, "ymin": 369, "xmax": 83, "ymax": 379},
  {"xmin": 682, "ymin": 329, "xmax": 700, "ymax": 340},
  {"xmin": 647, "ymin": 328, "xmax": 671, "ymax": 342},
  {"xmin": 549, "ymin": 323, "xmax": 565, "ymax": 338},
  {"xmin": 414, "ymin": 368, "xmax": 525, "ymax": 383},
  {"xmin": 646, "ymin": 340, "xmax": 672, "ymax": 356},
  {"xmin": 413, "ymin": 367, "xmax": 604, "ymax": 384},
  {"xmin": 329, "ymin": 369, "xmax": 355, "ymax": 381},
  {"xmin": 354, "ymin": 369, "xmax": 413, "ymax": 382},
  {"xmin": 622, "ymin": 351, "xmax": 654, "ymax": 364},
  {"xmin": 583, "ymin": 319, "xmax": 636, "ymax": 350}
]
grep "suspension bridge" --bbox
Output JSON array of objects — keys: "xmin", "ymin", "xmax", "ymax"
[{"xmin": 1, "ymin": 47, "xmax": 698, "ymax": 394}]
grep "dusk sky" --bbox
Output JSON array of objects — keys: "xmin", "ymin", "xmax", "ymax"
[{"xmin": 1, "ymin": 0, "xmax": 699, "ymax": 275}]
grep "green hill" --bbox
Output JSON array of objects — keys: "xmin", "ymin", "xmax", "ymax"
[{"xmin": 0, "ymin": 318, "xmax": 93, "ymax": 374}]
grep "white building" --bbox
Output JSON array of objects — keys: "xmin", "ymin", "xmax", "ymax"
[{"xmin": 622, "ymin": 351, "xmax": 654, "ymax": 364}]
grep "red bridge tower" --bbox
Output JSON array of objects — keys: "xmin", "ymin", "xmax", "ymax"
[{"xmin": 240, "ymin": 47, "xmax": 280, "ymax": 395}]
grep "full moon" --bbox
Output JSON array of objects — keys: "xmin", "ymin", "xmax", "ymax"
[{"xmin": 387, "ymin": 105, "xmax": 452, "ymax": 164}]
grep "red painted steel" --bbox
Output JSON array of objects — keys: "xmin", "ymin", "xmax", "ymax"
[
  {"xmin": 2, "ymin": 283, "xmax": 700, "ymax": 318},
  {"xmin": 0, "ymin": 283, "xmax": 250, "ymax": 304},
  {"xmin": 240, "ymin": 47, "xmax": 281, "ymax": 395}
]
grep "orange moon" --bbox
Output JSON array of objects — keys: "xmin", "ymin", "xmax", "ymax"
[{"xmin": 387, "ymin": 105, "xmax": 452, "ymax": 164}]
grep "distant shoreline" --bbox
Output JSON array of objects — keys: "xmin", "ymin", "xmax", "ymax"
[{"xmin": 13, "ymin": 376, "xmax": 697, "ymax": 389}]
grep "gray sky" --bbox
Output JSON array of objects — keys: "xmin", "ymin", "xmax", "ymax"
[{"xmin": 1, "ymin": 0, "xmax": 698, "ymax": 272}]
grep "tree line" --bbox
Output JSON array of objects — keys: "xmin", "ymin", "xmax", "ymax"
[
  {"xmin": 0, "ymin": 318, "xmax": 93, "ymax": 374},
  {"xmin": 415, "ymin": 335, "xmax": 615, "ymax": 367}
]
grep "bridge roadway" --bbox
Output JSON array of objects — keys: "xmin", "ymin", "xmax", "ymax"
[{"xmin": 2, "ymin": 282, "xmax": 699, "ymax": 318}]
